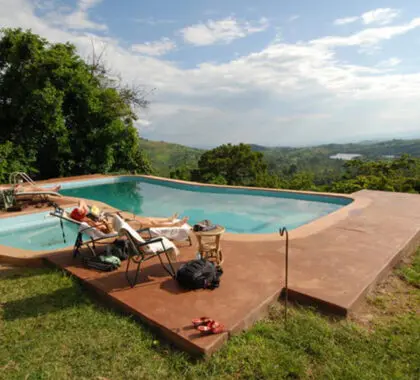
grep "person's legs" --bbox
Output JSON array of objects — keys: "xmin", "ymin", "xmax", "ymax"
[
  {"xmin": 147, "ymin": 216, "xmax": 189, "ymax": 228},
  {"xmin": 156, "ymin": 213, "xmax": 179, "ymax": 222},
  {"xmin": 15, "ymin": 184, "xmax": 61, "ymax": 192}
]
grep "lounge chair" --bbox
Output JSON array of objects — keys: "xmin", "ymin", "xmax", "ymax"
[
  {"xmin": 50, "ymin": 207, "xmax": 138, "ymax": 257},
  {"xmin": 116, "ymin": 216, "xmax": 179, "ymax": 287},
  {"xmin": 0, "ymin": 185, "xmax": 61, "ymax": 210},
  {"xmin": 49, "ymin": 207, "xmax": 161, "ymax": 258},
  {"xmin": 0, "ymin": 188, "xmax": 16, "ymax": 210}
]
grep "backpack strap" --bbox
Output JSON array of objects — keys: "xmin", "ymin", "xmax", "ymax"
[{"xmin": 208, "ymin": 265, "xmax": 223, "ymax": 289}]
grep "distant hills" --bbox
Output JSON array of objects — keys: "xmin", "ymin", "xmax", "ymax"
[
  {"xmin": 138, "ymin": 138, "xmax": 203, "ymax": 176},
  {"xmin": 139, "ymin": 138, "xmax": 420, "ymax": 176}
]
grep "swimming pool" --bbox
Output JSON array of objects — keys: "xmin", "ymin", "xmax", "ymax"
[
  {"xmin": 0, "ymin": 210, "xmax": 79, "ymax": 251},
  {"xmin": 60, "ymin": 176, "xmax": 352, "ymax": 234}
]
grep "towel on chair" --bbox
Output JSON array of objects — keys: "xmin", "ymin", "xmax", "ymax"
[
  {"xmin": 113, "ymin": 215, "xmax": 180, "ymax": 259},
  {"xmin": 149, "ymin": 221, "xmax": 191, "ymax": 242}
]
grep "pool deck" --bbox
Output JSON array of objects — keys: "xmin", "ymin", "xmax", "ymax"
[{"xmin": 1, "ymin": 175, "xmax": 420, "ymax": 356}]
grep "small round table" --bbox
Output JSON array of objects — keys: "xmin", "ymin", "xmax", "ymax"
[{"xmin": 193, "ymin": 225, "xmax": 225, "ymax": 266}]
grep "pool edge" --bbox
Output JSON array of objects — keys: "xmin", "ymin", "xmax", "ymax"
[{"xmin": 2, "ymin": 174, "xmax": 364, "ymax": 243}]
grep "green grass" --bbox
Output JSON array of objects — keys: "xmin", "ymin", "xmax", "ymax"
[
  {"xmin": 1, "ymin": 250, "xmax": 420, "ymax": 380},
  {"xmin": 398, "ymin": 252, "xmax": 420, "ymax": 288}
]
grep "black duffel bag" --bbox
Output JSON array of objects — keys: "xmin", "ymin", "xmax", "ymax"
[{"xmin": 176, "ymin": 259, "xmax": 223, "ymax": 290}]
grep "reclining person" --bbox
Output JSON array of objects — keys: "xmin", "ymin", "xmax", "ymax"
[
  {"xmin": 70, "ymin": 200, "xmax": 113, "ymax": 234},
  {"xmin": 139, "ymin": 213, "xmax": 189, "ymax": 228},
  {"xmin": 70, "ymin": 200, "xmax": 189, "ymax": 235},
  {"xmin": 138, "ymin": 213, "xmax": 192, "ymax": 243},
  {"xmin": 14, "ymin": 183, "xmax": 61, "ymax": 193}
]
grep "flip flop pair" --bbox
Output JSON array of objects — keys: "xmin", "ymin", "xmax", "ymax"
[{"xmin": 192, "ymin": 317, "xmax": 225, "ymax": 334}]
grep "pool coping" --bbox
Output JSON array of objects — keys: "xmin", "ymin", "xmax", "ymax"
[
  {"xmin": 0, "ymin": 174, "xmax": 364, "ymax": 265},
  {"xmin": 0, "ymin": 174, "xmax": 368, "ymax": 262},
  {"xmin": 37, "ymin": 173, "xmax": 366, "ymax": 241}
]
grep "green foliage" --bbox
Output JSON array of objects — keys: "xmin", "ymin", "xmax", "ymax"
[
  {"xmin": 191, "ymin": 143, "xmax": 279, "ymax": 187},
  {"xmin": 169, "ymin": 165, "xmax": 192, "ymax": 181},
  {"xmin": 0, "ymin": 141, "xmax": 37, "ymax": 183},
  {"xmin": 139, "ymin": 138, "xmax": 202, "ymax": 177},
  {"xmin": 0, "ymin": 28, "xmax": 151, "ymax": 182},
  {"xmin": 288, "ymin": 171, "xmax": 318, "ymax": 191},
  {"xmin": 329, "ymin": 155, "xmax": 420, "ymax": 194},
  {"xmin": 398, "ymin": 249, "xmax": 420, "ymax": 288},
  {"xmin": 165, "ymin": 139, "xmax": 420, "ymax": 195}
]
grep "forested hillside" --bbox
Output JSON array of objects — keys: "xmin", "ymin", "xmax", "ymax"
[
  {"xmin": 139, "ymin": 138, "xmax": 420, "ymax": 187},
  {"xmin": 138, "ymin": 139, "xmax": 202, "ymax": 176},
  {"xmin": 167, "ymin": 143, "xmax": 420, "ymax": 194}
]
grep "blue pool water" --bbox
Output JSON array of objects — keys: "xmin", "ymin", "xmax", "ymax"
[
  {"xmin": 0, "ymin": 177, "xmax": 352, "ymax": 251},
  {"xmin": 60, "ymin": 176, "xmax": 352, "ymax": 234},
  {"xmin": 0, "ymin": 210, "xmax": 79, "ymax": 251}
]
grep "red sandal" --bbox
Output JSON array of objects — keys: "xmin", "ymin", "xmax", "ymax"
[
  {"xmin": 196, "ymin": 320, "xmax": 225, "ymax": 334},
  {"xmin": 192, "ymin": 317, "xmax": 211, "ymax": 327}
]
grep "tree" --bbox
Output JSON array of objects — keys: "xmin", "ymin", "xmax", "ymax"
[
  {"xmin": 0, "ymin": 142, "xmax": 37, "ymax": 183},
  {"xmin": 329, "ymin": 155, "xmax": 420, "ymax": 194},
  {"xmin": 0, "ymin": 28, "xmax": 152, "ymax": 181},
  {"xmin": 192, "ymin": 143, "xmax": 278, "ymax": 187}
]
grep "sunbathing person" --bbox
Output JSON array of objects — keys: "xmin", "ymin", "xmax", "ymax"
[
  {"xmin": 70, "ymin": 200, "xmax": 188, "ymax": 234},
  {"xmin": 15, "ymin": 183, "xmax": 61, "ymax": 193},
  {"xmin": 139, "ymin": 213, "xmax": 189, "ymax": 228},
  {"xmin": 70, "ymin": 200, "xmax": 113, "ymax": 234}
]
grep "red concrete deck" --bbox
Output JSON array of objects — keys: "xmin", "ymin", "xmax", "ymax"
[{"xmin": 44, "ymin": 189, "xmax": 420, "ymax": 357}]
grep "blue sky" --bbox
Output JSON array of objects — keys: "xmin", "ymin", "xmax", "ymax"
[{"xmin": 2, "ymin": 0, "xmax": 420, "ymax": 147}]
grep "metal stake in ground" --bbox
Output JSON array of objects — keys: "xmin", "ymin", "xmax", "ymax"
[{"xmin": 279, "ymin": 227, "xmax": 289, "ymax": 325}]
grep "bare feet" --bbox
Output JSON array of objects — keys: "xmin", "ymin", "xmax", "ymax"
[
  {"xmin": 52, "ymin": 185, "xmax": 61, "ymax": 192},
  {"xmin": 170, "ymin": 212, "xmax": 179, "ymax": 222},
  {"xmin": 174, "ymin": 216, "xmax": 189, "ymax": 226}
]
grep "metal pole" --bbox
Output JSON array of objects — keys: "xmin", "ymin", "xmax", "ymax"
[{"xmin": 279, "ymin": 227, "xmax": 289, "ymax": 325}]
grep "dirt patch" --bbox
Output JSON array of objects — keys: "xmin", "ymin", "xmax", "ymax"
[
  {"xmin": 0, "ymin": 265, "xmax": 26, "ymax": 278},
  {"xmin": 350, "ymin": 254, "xmax": 420, "ymax": 329}
]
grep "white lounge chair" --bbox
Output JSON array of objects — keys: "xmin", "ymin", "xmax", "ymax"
[
  {"xmin": 116, "ymin": 215, "xmax": 179, "ymax": 287},
  {"xmin": 50, "ymin": 207, "xmax": 133, "ymax": 257}
]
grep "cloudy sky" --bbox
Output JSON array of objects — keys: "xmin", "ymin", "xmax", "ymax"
[{"xmin": 2, "ymin": 0, "xmax": 420, "ymax": 147}]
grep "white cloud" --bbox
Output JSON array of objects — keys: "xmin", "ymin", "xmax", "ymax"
[
  {"xmin": 334, "ymin": 8, "xmax": 401, "ymax": 27},
  {"xmin": 43, "ymin": 0, "xmax": 107, "ymax": 31},
  {"xmin": 276, "ymin": 113, "xmax": 331, "ymax": 123},
  {"xmin": 131, "ymin": 38, "xmax": 176, "ymax": 56},
  {"xmin": 181, "ymin": 17, "xmax": 269, "ymax": 46},
  {"xmin": 3, "ymin": 1, "xmax": 420, "ymax": 146},
  {"xmin": 313, "ymin": 18, "xmax": 420, "ymax": 48},
  {"xmin": 377, "ymin": 57, "xmax": 402, "ymax": 68},
  {"xmin": 334, "ymin": 16, "xmax": 359, "ymax": 26},
  {"xmin": 362, "ymin": 8, "xmax": 400, "ymax": 25},
  {"xmin": 288, "ymin": 15, "xmax": 300, "ymax": 23}
]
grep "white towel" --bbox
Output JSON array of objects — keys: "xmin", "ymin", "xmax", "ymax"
[
  {"xmin": 149, "ymin": 222, "xmax": 191, "ymax": 242},
  {"xmin": 114, "ymin": 215, "xmax": 179, "ymax": 258}
]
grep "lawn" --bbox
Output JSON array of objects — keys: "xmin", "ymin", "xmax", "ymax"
[{"xmin": 1, "ymin": 250, "xmax": 419, "ymax": 380}]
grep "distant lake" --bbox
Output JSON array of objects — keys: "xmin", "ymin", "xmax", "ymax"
[{"xmin": 329, "ymin": 153, "xmax": 362, "ymax": 161}]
